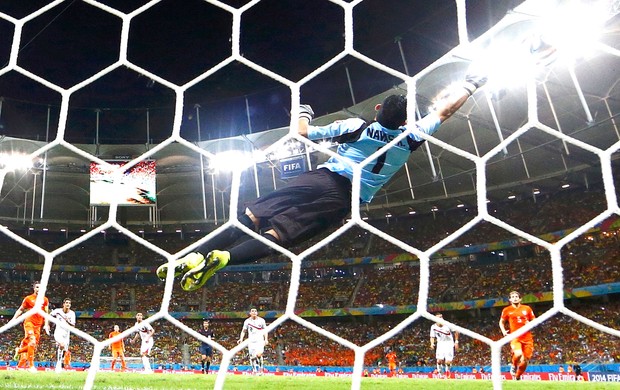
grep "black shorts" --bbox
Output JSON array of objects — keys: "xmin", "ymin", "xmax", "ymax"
[{"xmin": 246, "ymin": 168, "xmax": 352, "ymax": 247}]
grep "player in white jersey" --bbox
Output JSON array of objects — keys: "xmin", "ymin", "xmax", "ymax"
[
  {"xmin": 430, "ymin": 313, "xmax": 459, "ymax": 378},
  {"xmin": 131, "ymin": 312, "xmax": 154, "ymax": 373},
  {"xmin": 238, "ymin": 308, "xmax": 268, "ymax": 375},
  {"xmin": 50, "ymin": 298, "xmax": 76, "ymax": 372}
]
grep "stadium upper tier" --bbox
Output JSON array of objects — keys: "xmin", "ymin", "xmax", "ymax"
[{"xmin": 0, "ymin": 2, "xmax": 619, "ymax": 224}]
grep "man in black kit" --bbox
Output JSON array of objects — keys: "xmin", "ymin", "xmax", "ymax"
[{"xmin": 198, "ymin": 319, "xmax": 215, "ymax": 374}]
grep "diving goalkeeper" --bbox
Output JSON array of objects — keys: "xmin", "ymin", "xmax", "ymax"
[{"xmin": 158, "ymin": 72, "xmax": 487, "ymax": 291}]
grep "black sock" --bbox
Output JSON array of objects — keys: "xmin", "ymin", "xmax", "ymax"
[
  {"xmin": 201, "ymin": 359, "xmax": 205, "ymax": 369},
  {"xmin": 228, "ymin": 233, "xmax": 278, "ymax": 265},
  {"xmin": 205, "ymin": 361, "xmax": 210, "ymax": 372},
  {"xmin": 197, "ymin": 214, "xmax": 254, "ymax": 255}
]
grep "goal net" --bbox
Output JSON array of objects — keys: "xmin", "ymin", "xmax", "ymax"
[{"xmin": 0, "ymin": 1, "xmax": 618, "ymax": 390}]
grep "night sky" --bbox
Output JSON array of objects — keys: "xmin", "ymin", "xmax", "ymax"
[{"xmin": 0, "ymin": 0, "xmax": 523, "ymax": 143}]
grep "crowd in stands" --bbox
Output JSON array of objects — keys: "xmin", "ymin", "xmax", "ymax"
[
  {"xmin": 0, "ymin": 186, "xmax": 618, "ymax": 369},
  {"xmin": 2, "ymin": 226, "xmax": 617, "ymax": 314},
  {"xmin": 0, "ymin": 185, "xmax": 610, "ymax": 266},
  {"xmin": 0, "ymin": 298, "xmax": 617, "ymax": 369}
]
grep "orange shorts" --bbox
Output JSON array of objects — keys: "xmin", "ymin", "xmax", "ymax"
[
  {"xmin": 23, "ymin": 321, "xmax": 42, "ymax": 345},
  {"xmin": 112, "ymin": 349, "xmax": 125, "ymax": 358},
  {"xmin": 510, "ymin": 338, "xmax": 534, "ymax": 360}
]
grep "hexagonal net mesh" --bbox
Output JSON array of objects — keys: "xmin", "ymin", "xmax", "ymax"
[{"xmin": 0, "ymin": 1, "xmax": 619, "ymax": 390}]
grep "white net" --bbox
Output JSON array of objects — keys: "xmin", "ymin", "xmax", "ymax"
[{"xmin": 0, "ymin": 1, "xmax": 619, "ymax": 390}]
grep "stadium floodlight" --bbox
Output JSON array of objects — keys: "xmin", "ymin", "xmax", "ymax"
[
  {"xmin": 0, "ymin": 153, "xmax": 34, "ymax": 171},
  {"xmin": 465, "ymin": 1, "xmax": 610, "ymax": 94},
  {"xmin": 536, "ymin": 1, "xmax": 609, "ymax": 63},
  {"xmin": 210, "ymin": 150, "xmax": 254, "ymax": 173}
]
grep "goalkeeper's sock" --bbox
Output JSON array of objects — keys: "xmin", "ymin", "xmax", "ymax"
[
  {"xmin": 196, "ymin": 214, "xmax": 254, "ymax": 254},
  {"xmin": 228, "ymin": 233, "xmax": 278, "ymax": 265},
  {"xmin": 205, "ymin": 361, "xmax": 210, "ymax": 373},
  {"xmin": 201, "ymin": 359, "xmax": 205, "ymax": 371}
]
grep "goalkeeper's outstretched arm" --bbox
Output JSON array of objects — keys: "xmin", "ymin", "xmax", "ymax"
[
  {"xmin": 296, "ymin": 72, "xmax": 487, "ymax": 135},
  {"xmin": 435, "ymin": 72, "xmax": 487, "ymax": 123}
]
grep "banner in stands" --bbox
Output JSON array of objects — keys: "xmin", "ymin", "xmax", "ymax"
[{"xmin": 280, "ymin": 155, "xmax": 306, "ymax": 179}]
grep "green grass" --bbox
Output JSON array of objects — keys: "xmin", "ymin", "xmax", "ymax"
[{"xmin": 1, "ymin": 371, "xmax": 620, "ymax": 389}]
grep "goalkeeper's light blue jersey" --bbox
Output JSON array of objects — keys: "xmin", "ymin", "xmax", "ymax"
[{"xmin": 306, "ymin": 112, "xmax": 441, "ymax": 203}]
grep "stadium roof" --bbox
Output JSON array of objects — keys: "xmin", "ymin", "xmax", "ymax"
[{"xmin": 0, "ymin": 0, "xmax": 619, "ymax": 227}]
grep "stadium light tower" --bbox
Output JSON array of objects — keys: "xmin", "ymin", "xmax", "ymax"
[{"xmin": 0, "ymin": 153, "xmax": 34, "ymax": 194}]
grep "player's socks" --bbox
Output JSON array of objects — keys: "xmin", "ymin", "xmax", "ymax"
[
  {"xmin": 142, "ymin": 356, "xmax": 152, "ymax": 372},
  {"xmin": 201, "ymin": 359, "xmax": 205, "ymax": 372},
  {"xmin": 27, "ymin": 345, "xmax": 35, "ymax": 368},
  {"xmin": 515, "ymin": 362, "xmax": 527, "ymax": 380},
  {"xmin": 227, "ymin": 233, "xmax": 279, "ymax": 265},
  {"xmin": 64, "ymin": 350, "xmax": 71, "ymax": 368},
  {"xmin": 205, "ymin": 361, "xmax": 210, "ymax": 373},
  {"xmin": 259, "ymin": 356, "xmax": 264, "ymax": 374},
  {"xmin": 195, "ymin": 214, "xmax": 255, "ymax": 254},
  {"xmin": 56, "ymin": 351, "xmax": 62, "ymax": 370}
]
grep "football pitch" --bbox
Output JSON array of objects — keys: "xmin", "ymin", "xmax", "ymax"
[{"xmin": 2, "ymin": 371, "xmax": 620, "ymax": 390}]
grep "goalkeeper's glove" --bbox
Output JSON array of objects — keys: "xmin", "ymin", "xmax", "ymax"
[
  {"xmin": 463, "ymin": 72, "xmax": 488, "ymax": 97},
  {"xmin": 299, "ymin": 104, "xmax": 314, "ymax": 122}
]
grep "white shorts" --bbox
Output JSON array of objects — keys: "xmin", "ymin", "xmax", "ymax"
[
  {"xmin": 54, "ymin": 331, "xmax": 70, "ymax": 349},
  {"xmin": 435, "ymin": 342, "xmax": 455, "ymax": 362},
  {"xmin": 141, "ymin": 338, "xmax": 154, "ymax": 355},
  {"xmin": 248, "ymin": 340, "xmax": 265, "ymax": 357}
]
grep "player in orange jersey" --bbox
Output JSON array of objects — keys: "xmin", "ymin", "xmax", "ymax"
[
  {"xmin": 385, "ymin": 349, "xmax": 398, "ymax": 375},
  {"xmin": 499, "ymin": 290, "xmax": 536, "ymax": 380},
  {"xmin": 12, "ymin": 281, "xmax": 50, "ymax": 372},
  {"xmin": 108, "ymin": 324, "xmax": 127, "ymax": 371}
]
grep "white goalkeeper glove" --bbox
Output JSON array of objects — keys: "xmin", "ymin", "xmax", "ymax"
[
  {"xmin": 299, "ymin": 104, "xmax": 314, "ymax": 122},
  {"xmin": 463, "ymin": 71, "xmax": 488, "ymax": 97}
]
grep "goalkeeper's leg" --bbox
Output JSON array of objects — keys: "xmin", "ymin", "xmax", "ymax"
[
  {"xmin": 181, "ymin": 232, "xmax": 279, "ymax": 291},
  {"xmin": 159, "ymin": 213, "xmax": 255, "ymax": 282}
]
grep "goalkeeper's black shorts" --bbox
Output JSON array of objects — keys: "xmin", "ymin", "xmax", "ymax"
[{"xmin": 246, "ymin": 168, "xmax": 352, "ymax": 248}]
